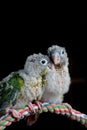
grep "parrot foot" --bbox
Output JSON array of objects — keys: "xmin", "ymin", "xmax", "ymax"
[
  {"xmin": 28, "ymin": 102, "xmax": 36, "ymax": 113},
  {"xmin": 9, "ymin": 109, "xmax": 21, "ymax": 119},
  {"xmin": 28, "ymin": 101, "xmax": 42, "ymax": 113},
  {"xmin": 34, "ymin": 100, "xmax": 42, "ymax": 110},
  {"xmin": 26, "ymin": 101, "xmax": 41, "ymax": 126},
  {"xmin": 62, "ymin": 103, "xmax": 72, "ymax": 113}
]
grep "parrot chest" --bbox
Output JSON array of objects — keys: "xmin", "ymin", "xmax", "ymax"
[
  {"xmin": 57, "ymin": 69, "xmax": 67, "ymax": 85},
  {"xmin": 56, "ymin": 68, "xmax": 70, "ymax": 94},
  {"xmin": 18, "ymin": 77, "xmax": 43, "ymax": 101}
]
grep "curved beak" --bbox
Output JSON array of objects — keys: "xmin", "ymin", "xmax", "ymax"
[{"xmin": 51, "ymin": 52, "xmax": 61, "ymax": 65}]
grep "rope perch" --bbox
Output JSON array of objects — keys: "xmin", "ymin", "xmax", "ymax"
[{"xmin": 0, "ymin": 102, "xmax": 87, "ymax": 129}]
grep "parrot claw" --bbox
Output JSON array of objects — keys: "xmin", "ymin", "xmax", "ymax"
[
  {"xmin": 34, "ymin": 101, "xmax": 42, "ymax": 110},
  {"xmin": 9, "ymin": 109, "xmax": 21, "ymax": 119},
  {"xmin": 62, "ymin": 103, "xmax": 72, "ymax": 113},
  {"xmin": 26, "ymin": 101, "xmax": 41, "ymax": 126},
  {"xmin": 28, "ymin": 101, "xmax": 42, "ymax": 113},
  {"xmin": 28, "ymin": 102, "xmax": 36, "ymax": 113}
]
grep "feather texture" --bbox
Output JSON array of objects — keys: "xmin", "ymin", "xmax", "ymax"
[
  {"xmin": 0, "ymin": 53, "xmax": 52, "ymax": 116},
  {"xmin": 41, "ymin": 45, "xmax": 71, "ymax": 103}
]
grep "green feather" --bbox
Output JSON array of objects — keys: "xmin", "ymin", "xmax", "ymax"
[
  {"xmin": 8, "ymin": 73, "xmax": 24, "ymax": 91},
  {"xmin": 0, "ymin": 72, "xmax": 24, "ymax": 114}
]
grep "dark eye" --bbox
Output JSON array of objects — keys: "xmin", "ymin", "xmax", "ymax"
[
  {"xmin": 61, "ymin": 50, "xmax": 64, "ymax": 54},
  {"xmin": 40, "ymin": 59, "xmax": 48, "ymax": 65}
]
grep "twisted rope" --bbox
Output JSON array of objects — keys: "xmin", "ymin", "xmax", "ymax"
[{"xmin": 0, "ymin": 102, "xmax": 87, "ymax": 130}]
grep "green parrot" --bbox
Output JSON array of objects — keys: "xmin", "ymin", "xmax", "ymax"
[{"xmin": 0, "ymin": 53, "xmax": 52, "ymax": 120}]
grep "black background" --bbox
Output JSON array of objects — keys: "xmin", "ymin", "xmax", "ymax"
[
  {"xmin": 0, "ymin": 2, "xmax": 87, "ymax": 130},
  {"xmin": 80, "ymin": 0, "xmax": 87, "ymax": 24},
  {"xmin": 0, "ymin": 28, "xmax": 87, "ymax": 130}
]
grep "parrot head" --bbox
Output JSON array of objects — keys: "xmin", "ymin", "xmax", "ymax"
[
  {"xmin": 48, "ymin": 45, "xmax": 69, "ymax": 67},
  {"xmin": 24, "ymin": 53, "xmax": 53, "ymax": 76}
]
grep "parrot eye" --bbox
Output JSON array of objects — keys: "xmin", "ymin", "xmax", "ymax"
[
  {"xmin": 40, "ymin": 59, "xmax": 48, "ymax": 65},
  {"xmin": 61, "ymin": 49, "xmax": 65, "ymax": 55}
]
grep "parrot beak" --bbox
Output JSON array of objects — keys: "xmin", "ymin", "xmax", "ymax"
[{"xmin": 51, "ymin": 52, "xmax": 61, "ymax": 65}]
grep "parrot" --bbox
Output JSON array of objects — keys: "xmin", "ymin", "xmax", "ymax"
[
  {"xmin": 0, "ymin": 53, "xmax": 53, "ymax": 124},
  {"xmin": 26, "ymin": 45, "xmax": 71, "ymax": 125},
  {"xmin": 41, "ymin": 45, "xmax": 71, "ymax": 104}
]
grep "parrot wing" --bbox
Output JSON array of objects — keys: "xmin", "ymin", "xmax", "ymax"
[{"xmin": 0, "ymin": 72, "xmax": 24, "ymax": 116}]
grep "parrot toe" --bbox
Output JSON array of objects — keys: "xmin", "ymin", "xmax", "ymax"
[
  {"xmin": 9, "ymin": 109, "xmax": 21, "ymax": 119},
  {"xmin": 34, "ymin": 100, "xmax": 42, "ymax": 110},
  {"xmin": 62, "ymin": 103, "xmax": 72, "ymax": 113}
]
